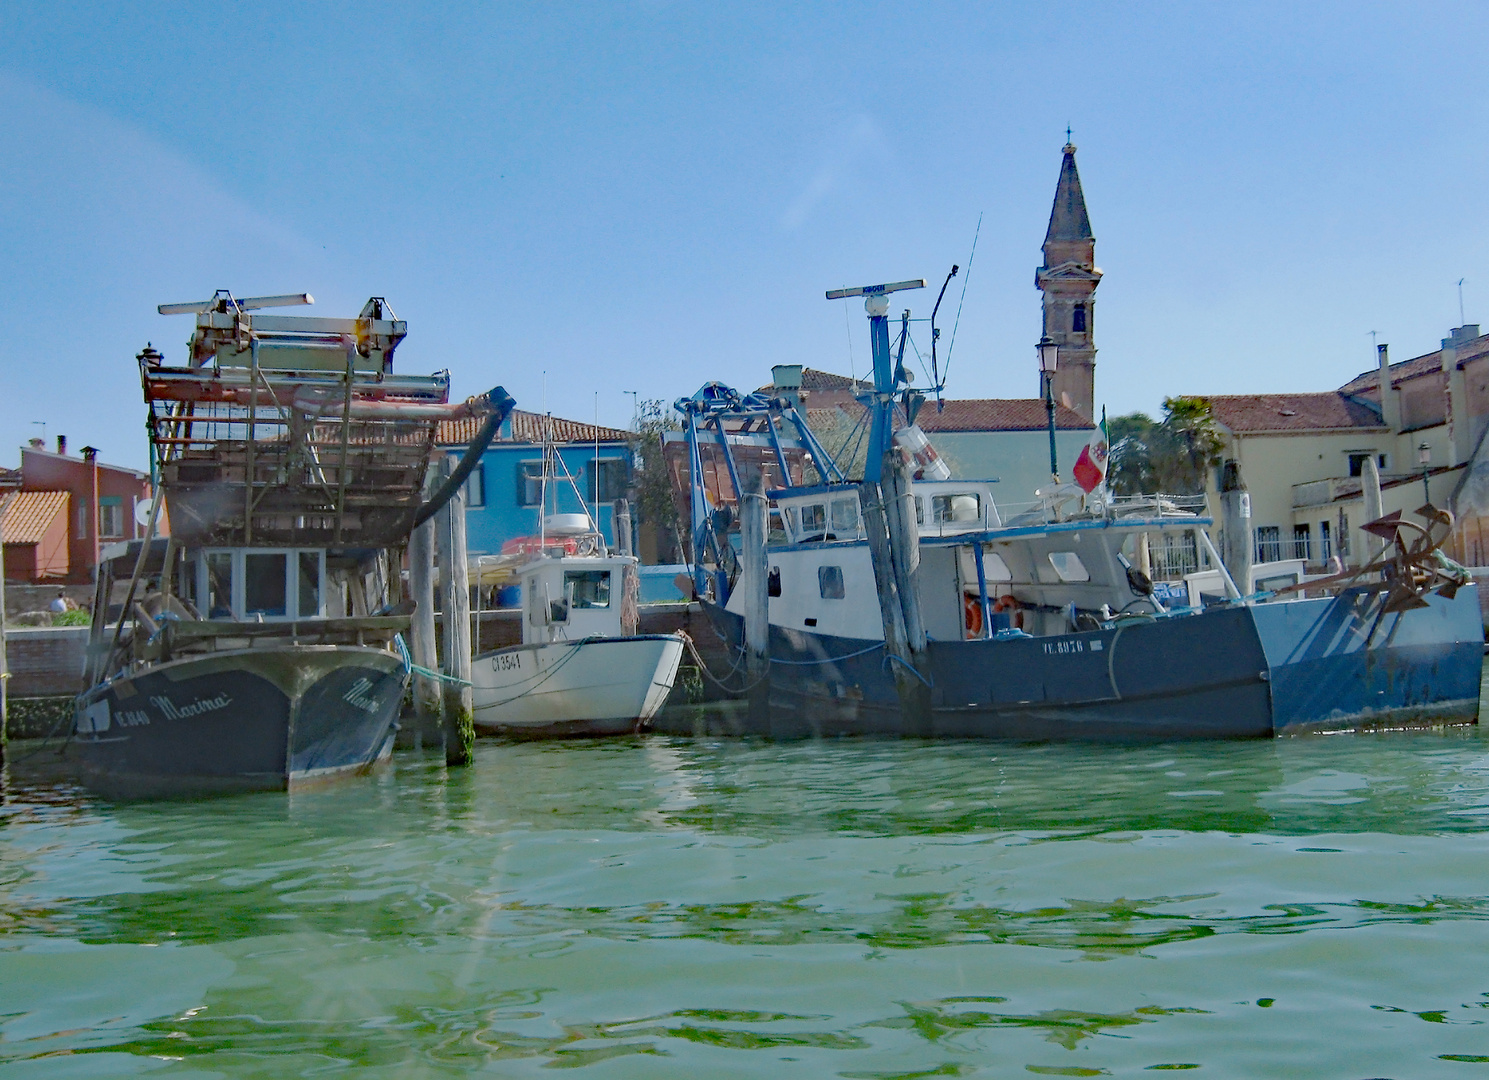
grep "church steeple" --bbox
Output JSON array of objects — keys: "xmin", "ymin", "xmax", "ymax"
[{"xmin": 1036, "ymin": 140, "xmax": 1102, "ymax": 421}]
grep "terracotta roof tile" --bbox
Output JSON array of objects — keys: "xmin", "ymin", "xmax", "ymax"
[
  {"xmin": 1, "ymin": 490, "xmax": 69, "ymax": 545},
  {"xmin": 916, "ymin": 398, "xmax": 1093, "ymax": 433},
  {"xmin": 1209, "ymin": 392, "xmax": 1386, "ymax": 434},
  {"xmin": 437, "ymin": 409, "xmax": 631, "ymax": 447}
]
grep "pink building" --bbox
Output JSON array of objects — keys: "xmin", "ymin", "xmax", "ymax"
[{"xmin": 1, "ymin": 437, "xmax": 162, "ymax": 583}]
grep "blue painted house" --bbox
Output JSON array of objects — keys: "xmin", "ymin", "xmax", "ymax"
[{"xmin": 437, "ymin": 410, "xmax": 634, "ymax": 557}]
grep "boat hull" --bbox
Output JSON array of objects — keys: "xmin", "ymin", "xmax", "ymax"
[
  {"xmin": 471, "ymin": 634, "xmax": 685, "ymax": 738},
  {"xmin": 72, "ymin": 645, "xmax": 407, "ymax": 797},
  {"xmin": 704, "ymin": 585, "xmax": 1482, "ymax": 739}
]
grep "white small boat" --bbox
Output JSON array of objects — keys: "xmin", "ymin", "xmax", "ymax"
[{"xmin": 471, "ymin": 542, "xmax": 685, "ymax": 738}]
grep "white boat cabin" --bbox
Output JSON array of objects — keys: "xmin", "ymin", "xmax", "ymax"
[
  {"xmin": 732, "ymin": 485, "xmax": 1226, "ymax": 643},
  {"xmin": 521, "ymin": 553, "xmax": 640, "ymax": 643}
]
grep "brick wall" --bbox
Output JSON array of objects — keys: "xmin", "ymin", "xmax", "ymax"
[{"xmin": 4, "ymin": 626, "xmax": 88, "ymax": 696}]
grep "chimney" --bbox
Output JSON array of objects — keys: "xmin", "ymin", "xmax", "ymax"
[
  {"xmin": 771, "ymin": 364, "xmax": 804, "ymax": 408},
  {"xmin": 28, "ymin": 438, "xmax": 43, "ymax": 449},
  {"xmin": 1376, "ymin": 344, "xmax": 1401, "ymax": 433},
  {"xmin": 56, "ymin": 435, "xmax": 66, "ymax": 456},
  {"xmin": 81, "ymin": 446, "xmax": 99, "ymax": 462}
]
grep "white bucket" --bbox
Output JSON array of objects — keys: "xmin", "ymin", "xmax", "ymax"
[{"xmin": 893, "ymin": 425, "xmax": 951, "ymax": 481}]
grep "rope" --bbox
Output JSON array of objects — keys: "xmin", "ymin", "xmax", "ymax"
[
  {"xmin": 395, "ymin": 632, "xmax": 471, "ymax": 686},
  {"xmin": 882, "ymin": 651, "xmax": 934, "ymax": 688},
  {"xmin": 471, "ymin": 636, "xmax": 594, "ymax": 711},
  {"xmin": 676, "ymin": 629, "xmax": 769, "ymax": 692}
]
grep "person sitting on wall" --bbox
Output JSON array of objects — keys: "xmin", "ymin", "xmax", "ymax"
[{"xmin": 49, "ymin": 589, "xmax": 71, "ymax": 613}]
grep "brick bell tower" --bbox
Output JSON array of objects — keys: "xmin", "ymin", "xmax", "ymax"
[{"xmin": 1035, "ymin": 139, "xmax": 1101, "ymax": 420}]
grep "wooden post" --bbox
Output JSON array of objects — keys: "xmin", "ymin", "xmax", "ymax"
[
  {"xmin": 860, "ymin": 471, "xmax": 930, "ymax": 736},
  {"xmin": 880, "ymin": 449, "xmax": 933, "ymax": 735},
  {"xmin": 738, "ymin": 467, "xmax": 771, "ymax": 734},
  {"xmin": 0, "ymin": 510, "xmax": 8, "ymax": 766},
  {"xmin": 1219, "ymin": 459, "xmax": 1253, "ymax": 594},
  {"xmin": 614, "ymin": 497, "xmax": 633, "ymax": 556},
  {"xmin": 437, "ymin": 459, "xmax": 475, "ymax": 766},
  {"xmin": 408, "ymin": 510, "xmax": 442, "ymax": 748},
  {"xmin": 1362, "ymin": 455, "xmax": 1385, "ymax": 564}
]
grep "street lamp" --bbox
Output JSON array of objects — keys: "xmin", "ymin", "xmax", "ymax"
[
  {"xmin": 1418, "ymin": 442, "xmax": 1432, "ymax": 503},
  {"xmin": 1037, "ymin": 335, "xmax": 1060, "ymax": 481}
]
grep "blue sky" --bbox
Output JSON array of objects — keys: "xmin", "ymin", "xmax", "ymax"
[{"xmin": 3, "ymin": 2, "xmax": 1487, "ymax": 470}]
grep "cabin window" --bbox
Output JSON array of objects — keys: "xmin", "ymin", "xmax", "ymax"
[
  {"xmin": 565, "ymin": 570, "xmax": 611, "ymax": 609},
  {"xmin": 830, "ymin": 497, "xmax": 860, "ymax": 535},
  {"xmin": 981, "ymin": 549, "xmax": 1013, "ymax": 582},
  {"xmin": 245, "ymin": 552, "xmax": 288, "ymax": 617},
  {"xmin": 463, "ymin": 463, "xmax": 486, "ymax": 507},
  {"xmin": 768, "ymin": 566, "xmax": 781, "ymax": 597},
  {"xmin": 1072, "ymin": 304, "xmax": 1087, "ymax": 333},
  {"xmin": 298, "ymin": 552, "xmax": 322, "ymax": 617},
  {"xmin": 1047, "ymin": 551, "xmax": 1090, "ymax": 583},
  {"xmin": 517, "ymin": 461, "xmax": 544, "ymax": 507},
  {"xmin": 818, "ymin": 565, "xmax": 845, "ymax": 599},
  {"xmin": 914, "ymin": 498, "xmax": 925, "ymax": 524},
  {"xmin": 205, "ymin": 553, "xmax": 234, "ymax": 618},
  {"xmin": 588, "ymin": 459, "xmax": 628, "ymax": 503},
  {"xmin": 932, "ymin": 493, "xmax": 980, "ymax": 523},
  {"xmin": 800, "ymin": 503, "xmax": 828, "ymax": 538}
]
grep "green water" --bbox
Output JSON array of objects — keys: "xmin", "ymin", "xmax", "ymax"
[{"xmin": 7, "ymin": 721, "xmax": 1489, "ymax": 1077}]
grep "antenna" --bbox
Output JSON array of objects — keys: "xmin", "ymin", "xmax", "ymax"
[
  {"xmin": 1459, "ymin": 278, "xmax": 1467, "ymax": 327},
  {"xmin": 158, "ymin": 292, "xmax": 313, "ymax": 316},
  {"xmin": 825, "ymin": 279, "xmax": 925, "ymax": 302}
]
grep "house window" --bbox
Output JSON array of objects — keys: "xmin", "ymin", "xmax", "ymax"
[
  {"xmin": 98, "ymin": 497, "xmax": 123, "ymax": 538},
  {"xmin": 1072, "ymin": 304, "xmax": 1087, "ymax": 333},
  {"xmin": 588, "ymin": 459, "xmax": 628, "ymax": 503},
  {"xmin": 1255, "ymin": 526, "xmax": 1282, "ymax": 563},
  {"xmin": 1292, "ymin": 524, "xmax": 1311, "ymax": 561},
  {"xmin": 517, "ymin": 461, "xmax": 544, "ymax": 507},
  {"xmin": 464, "ymin": 463, "xmax": 486, "ymax": 507},
  {"xmin": 1319, "ymin": 521, "xmax": 1332, "ymax": 562},
  {"xmin": 818, "ymin": 565, "xmax": 845, "ymax": 599}
]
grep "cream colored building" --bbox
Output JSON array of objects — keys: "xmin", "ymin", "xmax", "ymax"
[{"xmin": 1203, "ymin": 324, "xmax": 1489, "ymax": 571}]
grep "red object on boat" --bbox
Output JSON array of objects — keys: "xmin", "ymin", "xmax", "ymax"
[{"xmin": 500, "ymin": 535, "xmax": 582, "ymax": 557}]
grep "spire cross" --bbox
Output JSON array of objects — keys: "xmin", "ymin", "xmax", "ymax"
[{"xmin": 1066, "ymin": 125, "xmax": 1072, "ymax": 144}]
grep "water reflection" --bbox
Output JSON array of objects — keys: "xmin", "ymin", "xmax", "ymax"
[{"xmin": 6, "ymin": 723, "xmax": 1489, "ymax": 1074}]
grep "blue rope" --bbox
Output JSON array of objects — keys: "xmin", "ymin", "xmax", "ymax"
[
  {"xmin": 394, "ymin": 632, "xmax": 472, "ymax": 686},
  {"xmin": 882, "ymin": 651, "xmax": 934, "ymax": 688}
]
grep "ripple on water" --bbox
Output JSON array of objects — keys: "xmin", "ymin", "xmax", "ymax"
[{"xmin": 4, "ymin": 720, "xmax": 1489, "ymax": 1075}]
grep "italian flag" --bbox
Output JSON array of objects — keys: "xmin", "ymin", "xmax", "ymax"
[{"xmin": 1071, "ymin": 408, "xmax": 1109, "ymax": 494}]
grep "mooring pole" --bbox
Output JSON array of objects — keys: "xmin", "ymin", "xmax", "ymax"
[
  {"xmin": 880, "ymin": 448, "xmax": 933, "ymax": 735},
  {"xmin": 437, "ymin": 458, "xmax": 475, "ymax": 766},
  {"xmin": 1219, "ymin": 459, "xmax": 1253, "ymax": 596},
  {"xmin": 408, "ymin": 485, "xmax": 442, "ymax": 750},
  {"xmin": 739, "ymin": 466, "xmax": 772, "ymax": 735},
  {"xmin": 0, "ymin": 505, "xmax": 9, "ymax": 768}
]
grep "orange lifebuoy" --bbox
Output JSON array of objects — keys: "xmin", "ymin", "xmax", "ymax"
[
  {"xmin": 991, "ymin": 594, "xmax": 1023, "ymax": 630},
  {"xmin": 964, "ymin": 594, "xmax": 983, "ymax": 637}
]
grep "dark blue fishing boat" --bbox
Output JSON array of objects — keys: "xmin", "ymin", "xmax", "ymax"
[{"xmin": 673, "ymin": 279, "xmax": 1480, "ymax": 740}]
